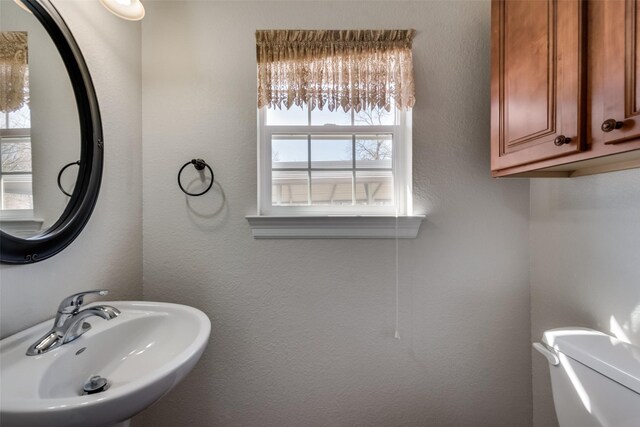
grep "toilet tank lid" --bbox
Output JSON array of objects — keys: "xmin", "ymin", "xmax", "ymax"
[{"xmin": 542, "ymin": 328, "xmax": 640, "ymax": 394}]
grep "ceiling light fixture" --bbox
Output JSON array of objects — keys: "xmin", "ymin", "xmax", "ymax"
[
  {"xmin": 98, "ymin": 0, "xmax": 145, "ymax": 21},
  {"xmin": 14, "ymin": 0, "xmax": 145, "ymax": 21}
]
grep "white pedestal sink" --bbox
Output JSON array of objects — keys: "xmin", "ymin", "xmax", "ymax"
[{"xmin": 0, "ymin": 301, "xmax": 210, "ymax": 427}]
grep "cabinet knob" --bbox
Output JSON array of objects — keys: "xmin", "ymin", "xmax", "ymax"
[
  {"xmin": 554, "ymin": 135, "xmax": 572, "ymax": 146},
  {"xmin": 601, "ymin": 119, "xmax": 624, "ymax": 132}
]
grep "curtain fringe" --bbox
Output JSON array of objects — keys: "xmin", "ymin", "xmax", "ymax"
[
  {"xmin": 256, "ymin": 29, "xmax": 416, "ymax": 112},
  {"xmin": 1, "ymin": 31, "xmax": 29, "ymax": 114}
]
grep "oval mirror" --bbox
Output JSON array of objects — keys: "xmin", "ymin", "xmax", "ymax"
[{"xmin": 0, "ymin": 0, "xmax": 103, "ymax": 263}]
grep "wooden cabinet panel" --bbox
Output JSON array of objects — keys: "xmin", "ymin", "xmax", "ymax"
[
  {"xmin": 491, "ymin": 0, "xmax": 586, "ymax": 173},
  {"xmin": 503, "ymin": 0, "xmax": 551, "ymax": 145},
  {"xmin": 599, "ymin": 0, "xmax": 640, "ymax": 149}
]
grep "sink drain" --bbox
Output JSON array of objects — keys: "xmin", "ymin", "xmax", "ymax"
[{"xmin": 83, "ymin": 375, "xmax": 109, "ymax": 395}]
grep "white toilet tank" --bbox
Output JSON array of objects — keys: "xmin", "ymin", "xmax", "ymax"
[{"xmin": 534, "ymin": 328, "xmax": 640, "ymax": 427}]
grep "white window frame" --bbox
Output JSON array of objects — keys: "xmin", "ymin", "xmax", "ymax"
[{"xmin": 257, "ymin": 107, "xmax": 413, "ymax": 217}]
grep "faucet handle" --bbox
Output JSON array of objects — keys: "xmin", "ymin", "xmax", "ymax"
[{"xmin": 57, "ymin": 290, "xmax": 109, "ymax": 314}]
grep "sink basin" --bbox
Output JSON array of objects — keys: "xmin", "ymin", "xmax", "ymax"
[{"xmin": 0, "ymin": 301, "xmax": 210, "ymax": 427}]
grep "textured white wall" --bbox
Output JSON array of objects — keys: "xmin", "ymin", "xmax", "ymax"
[
  {"xmin": 530, "ymin": 169, "xmax": 640, "ymax": 427},
  {"xmin": 0, "ymin": 0, "xmax": 143, "ymax": 338},
  {"xmin": 140, "ymin": 1, "xmax": 531, "ymax": 426}
]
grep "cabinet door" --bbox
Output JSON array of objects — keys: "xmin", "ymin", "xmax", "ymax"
[
  {"xmin": 598, "ymin": 0, "xmax": 640, "ymax": 150},
  {"xmin": 491, "ymin": 0, "xmax": 586, "ymax": 173}
]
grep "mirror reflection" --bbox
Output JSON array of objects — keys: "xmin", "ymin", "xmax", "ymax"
[{"xmin": 1, "ymin": 0, "xmax": 80, "ymax": 238}]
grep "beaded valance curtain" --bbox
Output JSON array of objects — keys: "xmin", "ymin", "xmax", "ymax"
[
  {"xmin": 256, "ymin": 29, "xmax": 416, "ymax": 112},
  {"xmin": 0, "ymin": 31, "xmax": 28, "ymax": 113}
]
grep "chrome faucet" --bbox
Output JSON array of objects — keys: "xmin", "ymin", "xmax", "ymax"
[{"xmin": 26, "ymin": 290, "xmax": 120, "ymax": 356}]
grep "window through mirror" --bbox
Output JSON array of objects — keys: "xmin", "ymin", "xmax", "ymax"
[{"xmin": 0, "ymin": 31, "xmax": 32, "ymax": 214}]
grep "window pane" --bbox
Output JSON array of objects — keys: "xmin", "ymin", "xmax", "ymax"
[
  {"xmin": 272, "ymin": 170, "xmax": 309, "ymax": 205},
  {"xmin": 355, "ymin": 135, "xmax": 392, "ymax": 169},
  {"xmin": 272, "ymin": 135, "xmax": 307, "ymax": 169},
  {"xmin": 311, "ymin": 170, "xmax": 352, "ymax": 205},
  {"xmin": 2, "ymin": 175, "xmax": 33, "ymax": 209},
  {"xmin": 1, "ymin": 140, "xmax": 32, "ymax": 173},
  {"xmin": 8, "ymin": 106, "xmax": 31, "ymax": 129},
  {"xmin": 310, "ymin": 135, "xmax": 352, "ymax": 168},
  {"xmin": 266, "ymin": 105, "xmax": 308, "ymax": 126},
  {"xmin": 311, "ymin": 107, "xmax": 351, "ymax": 126},
  {"xmin": 0, "ymin": 112, "xmax": 6, "ymax": 129},
  {"xmin": 354, "ymin": 105, "xmax": 395, "ymax": 126},
  {"xmin": 355, "ymin": 170, "xmax": 393, "ymax": 206}
]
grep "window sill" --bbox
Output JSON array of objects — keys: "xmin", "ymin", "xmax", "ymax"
[
  {"xmin": 0, "ymin": 217, "xmax": 44, "ymax": 238},
  {"xmin": 246, "ymin": 215, "xmax": 424, "ymax": 239}
]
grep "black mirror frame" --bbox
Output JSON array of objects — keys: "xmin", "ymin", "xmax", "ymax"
[{"xmin": 0, "ymin": 0, "xmax": 103, "ymax": 264}]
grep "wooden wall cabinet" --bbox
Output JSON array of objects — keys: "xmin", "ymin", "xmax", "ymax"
[{"xmin": 491, "ymin": 0, "xmax": 640, "ymax": 177}]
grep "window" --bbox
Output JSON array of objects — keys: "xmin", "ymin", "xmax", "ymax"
[
  {"xmin": 259, "ymin": 104, "xmax": 412, "ymax": 216},
  {"xmin": 255, "ymin": 30, "xmax": 416, "ymax": 221},
  {"xmin": 1, "ymin": 31, "xmax": 33, "ymax": 216}
]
